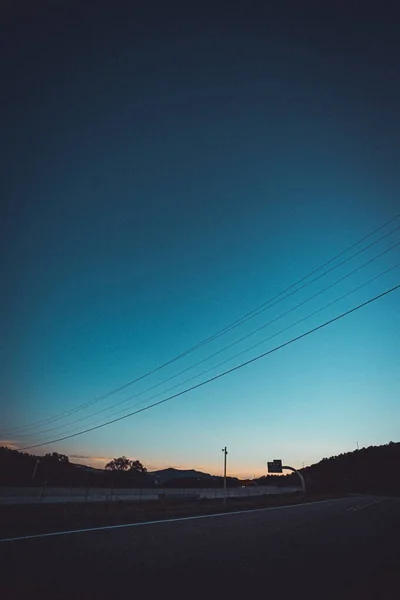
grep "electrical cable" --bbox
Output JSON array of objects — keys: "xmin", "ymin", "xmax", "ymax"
[
  {"xmin": 18, "ymin": 282, "xmax": 400, "ymax": 451},
  {"xmin": 15, "ymin": 241, "xmax": 400, "ymax": 439},
  {"xmin": 3, "ymin": 215, "xmax": 399, "ymax": 436},
  {"xmin": 25, "ymin": 260, "xmax": 400, "ymax": 444}
]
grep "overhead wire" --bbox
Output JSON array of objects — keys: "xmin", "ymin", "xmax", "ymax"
[
  {"xmin": 3, "ymin": 214, "xmax": 399, "ymax": 436},
  {"xmin": 18, "ymin": 282, "xmax": 400, "ymax": 451},
  {"xmin": 26, "ymin": 260, "xmax": 400, "ymax": 444},
  {"xmin": 15, "ymin": 238, "xmax": 400, "ymax": 440}
]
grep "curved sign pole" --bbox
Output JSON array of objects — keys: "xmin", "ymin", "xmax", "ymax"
[
  {"xmin": 282, "ymin": 465, "xmax": 306, "ymax": 494},
  {"xmin": 267, "ymin": 459, "xmax": 305, "ymax": 494}
]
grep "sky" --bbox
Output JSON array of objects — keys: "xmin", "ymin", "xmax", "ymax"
[{"xmin": 1, "ymin": 1, "xmax": 399, "ymax": 478}]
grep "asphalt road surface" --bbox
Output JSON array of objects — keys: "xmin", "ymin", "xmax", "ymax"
[{"xmin": 1, "ymin": 495, "xmax": 399, "ymax": 599}]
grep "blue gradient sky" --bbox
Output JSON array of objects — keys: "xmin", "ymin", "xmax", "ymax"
[{"xmin": 2, "ymin": 2, "xmax": 399, "ymax": 477}]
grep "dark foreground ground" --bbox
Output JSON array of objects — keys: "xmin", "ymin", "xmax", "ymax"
[
  {"xmin": 1, "ymin": 495, "xmax": 399, "ymax": 599},
  {"xmin": 0, "ymin": 490, "xmax": 332, "ymax": 538}
]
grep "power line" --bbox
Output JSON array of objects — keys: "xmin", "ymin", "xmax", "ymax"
[
  {"xmin": 25, "ymin": 261, "xmax": 400, "ymax": 444},
  {"xmin": 4, "ymin": 214, "xmax": 399, "ymax": 436},
  {"xmin": 105, "ymin": 261, "xmax": 400, "ymax": 420},
  {"xmin": 18, "ymin": 282, "xmax": 400, "ymax": 451},
  {"xmin": 16, "ymin": 240, "xmax": 400, "ymax": 440}
]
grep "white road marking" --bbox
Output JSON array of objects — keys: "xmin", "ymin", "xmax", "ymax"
[
  {"xmin": 0, "ymin": 497, "xmax": 352, "ymax": 544},
  {"xmin": 346, "ymin": 500, "xmax": 381, "ymax": 512},
  {"xmin": 351, "ymin": 501, "xmax": 381, "ymax": 512}
]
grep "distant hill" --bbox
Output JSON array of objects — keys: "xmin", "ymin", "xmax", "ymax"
[
  {"xmin": 71, "ymin": 463, "xmax": 105, "ymax": 475},
  {"xmin": 301, "ymin": 441, "xmax": 400, "ymax": 495},
  {"xmin": 148, "ymin": 468, "xmax": 218, "ymax": 484},
  {"xmin": 2, "ymin": 442, "xmax": 398, "ymax": 493},
  {"xmin": 0, "ymin": 448, "xmax": 239, "ymax": 488},
  {"xmin": 147, "ymin": 468, "xmax": 242, "ymax": 488}
]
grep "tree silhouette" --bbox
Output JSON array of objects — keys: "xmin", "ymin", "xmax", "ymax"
[
  {"xmin": 129, "ymin": 460, "xmax": 147, "ymax": 475},
  {"xmin": 1, "ymin": 443, "xmax": 399, "ymax": 493},
  {"xmin": 43, "ymin": 452, "xmax": 69, "ymax": 464},
  {"xmin": 105, "ymin": 456, "xmax": 132, "ymax": 471}
]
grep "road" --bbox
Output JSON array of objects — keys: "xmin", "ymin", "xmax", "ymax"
[
  {"xmin": 0, "ymin": 484, "xmax": 299, "ymax": 504},
  {"xmin": 1, "ymin": 495, "xmax": 399, "ymax": 599}
]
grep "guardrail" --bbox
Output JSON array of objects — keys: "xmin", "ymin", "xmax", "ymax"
[
  {"xmin": 158, "ymin": 492, "xmax": 200, "ymax": 500},
  {"xmin": 0, "ymin": 485, "xmax": 301, "ymax": 505}
]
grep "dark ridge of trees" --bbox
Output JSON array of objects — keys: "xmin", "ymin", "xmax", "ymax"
[
  {"xmin": 104, "ymin": 456, "xmax": 147, "ymax": 486},
  {"xmin": 105, "ymin": 456, "xmax": 147, "ymax": 476},
  {"xmin": 1, "ymin": 442, "xmax": 398, "ymax": 493},
  {"xmin": 0, "ymin": 447, "xmax": 147, "ymax": 488},
  {"xmin": 0, "ymin": 447, "xmax": 37, "ymax": 484},
  {"xmin": 255, "ymin": 473, "xmax": 298, "ymax": 487},
  {"xmin": 300, "ymin": 441, "xmax": 400, "ymax": 495},
  {"xmin": 105, "ymin": 456, "xmax": 132, "ymax": 471}
]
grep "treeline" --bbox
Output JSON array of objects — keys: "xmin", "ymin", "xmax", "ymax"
[
  {"xmin": 2, "ymin": 442, "xmax": 398, "ymax": 493},
  {"xmin": 0, "ymin": 448, "xmax": 147, "ymax": 488},
  {"xmin": 301, "ymin": 441, "xmax": 400, "ymax": 495},
  {"xmin": 0, "ymin": 447, "xmax": 297, "ymax": 489},
  {"xmin": 255, "ymin": 473, "xmax": 299, "ymax": 487},
  {"xmin": 0, "ymin": 448, "xmax": 248, "ymax": 488}
]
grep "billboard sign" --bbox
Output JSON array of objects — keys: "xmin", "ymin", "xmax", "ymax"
[{"xmin": 267, "ymin": 459, "xmax": 283, "ymax": 474}]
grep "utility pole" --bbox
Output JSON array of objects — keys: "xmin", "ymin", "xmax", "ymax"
[
  {"xmin": 356, "ymin": 442, "xmax": 359, "ymax": 450},
  {"xmin": 222, "ymin": 446, "xmax": 228, "ymax": 506},
  {"xmin": 32, "ymin": 458, "xmax": 40, "ymax": 479}
]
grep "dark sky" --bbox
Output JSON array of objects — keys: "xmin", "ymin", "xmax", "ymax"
[{"xmin": 1, "ymin": 1, "xmax": 399, "ymax": 475}]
